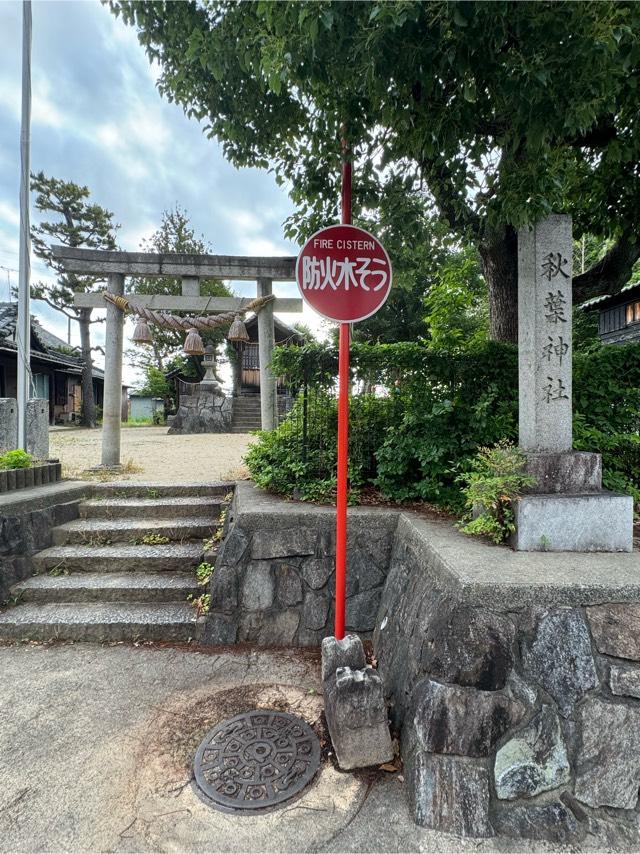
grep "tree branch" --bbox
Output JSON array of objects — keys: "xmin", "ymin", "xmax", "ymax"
[
  {"xmin": 574, "ymin": 232, "xmax": 640, "ymax": 303},
  {"xmin": 32, "ymin": 295, "xmax": 77, "ymax": 321}
]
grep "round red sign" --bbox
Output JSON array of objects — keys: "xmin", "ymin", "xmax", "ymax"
[{"xmin": 296, "ymin": 224, "xmax": 392, "ymax": 323}]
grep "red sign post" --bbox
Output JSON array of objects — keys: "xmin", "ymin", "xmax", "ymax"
[{"xmin": 295, "ymin": 179, "xmax": 392, "ymax": 640}]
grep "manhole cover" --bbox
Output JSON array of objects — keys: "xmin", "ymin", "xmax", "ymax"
[{"xmin": 193, "ymin": 710, "xmax": 321, "ymax": 813}]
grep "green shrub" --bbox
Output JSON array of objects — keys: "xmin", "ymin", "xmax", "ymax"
[
  {"xmin": 0, "ymin": 449, "xmax": 33, "ymax": 469},
  {"xmin": 458, "ymin": 442, "xmax": 536, "ymax": 544},
  {"xmin": 253, "ymin": 340, "xmax": 640, "ymax": 510},
  {"xmin": 245, "ymin": 392, "xmax": 398, "ymax": 503}
]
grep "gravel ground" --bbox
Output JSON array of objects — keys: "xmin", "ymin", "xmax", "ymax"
[{"xmin": 50, "ymin": 426, "xmax": 255, "ymax": 482}]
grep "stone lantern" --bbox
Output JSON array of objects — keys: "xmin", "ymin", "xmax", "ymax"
[{"xmin": 201, "ymin": 344, "xmax": 220, "ymax": 387}]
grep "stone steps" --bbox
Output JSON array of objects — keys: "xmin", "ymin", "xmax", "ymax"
[
  {"xmin": 52, "ymin": 516, "xmax": 216, "ymax": 546},
  {"xmin": 0, "ymin": 482, "xmax": 224, "ymax": 643},
  {"xmin": 79, "ymin": 496, "xmax": 223, "ymax": 519},
  {"xmin": 90, "ymin": 482, "xmax": 232, "ymax": 498},
  {"xmin": 33, "ymin": 542, "xmax": 204, "ymax": 573},
  {"xmin": 0, "ymin": 602, "xmax": 200, "ymax": 643},
  {"xmin": 11, "ymin": 572, "xmax": 200, "ymax": 603}
]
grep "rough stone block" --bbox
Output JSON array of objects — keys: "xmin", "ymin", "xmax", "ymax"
[
  {"xmin": 0, "ymin": 399, "xmax": 17, "ymax": 452},
  {"xmin": 202, "ymin": 613, "xmax": 237, "ymax": 645},
  {"xmin": 513, "ymin": 492, "xmax": 633, "ymax": 552},
  {"xmin": 26, "ymin": 399, "xmax": 49, "ymax": 460},
  {"xmin": 219, "ymin": 528, "xmax": 248, "ymax": 566},
  {"xmin": 275, "ymin": 564, "xmax": 302, "ymax": 606},
  {"xmin": 411, "ymin": 679, "xmax": 526, "ymax": 758},
  {"xmin": 522, "ymin": 608, "xmax": 597, "ymax": 717},
  {"xmin": 241, "ymin": 561, "xmax": 274, "ymax": 610},
  {"xmin": 609, "ymin": 664, "xmax": 640, "ymax": 699},
  {"xmin": 420, "ymin": 606, "xmax": 515, "ymax": 691},
  {"xmin": 345, "ymin": 589, "xmax": 381, "ymax": 632},
  {"xmin": 251, "ymin": 528, "xmax": 316, "ymax": 560},
  {"xmin": 321, "ymin": 634, "xmax": 366, "ymax": 681},
  {"xmin": 211, "ymin": 564, "xmax": 238, "ymax": 612},
  {"xmin": 405, "ymin": 750, "xmax": 493, "ymax": 837},
  {"xmin": 302, "ymin": 556, "xmax": 333, "ymax": 589},
  {"xmin": 324, "ymin": 665, "xmax": 393, "ymax": 770},
  {"xmin": 257, "ymin": 610, "xmax": 300, "ymax": 645},
  {"xmin": 524, "ymin": 451, "xmax": 602, "ymax": 493},
  {"xmin": 575, "ymin": 696, "xmax": 640, "ymax": 810},
  {"xmin": 302, "ymin": 589, "xmax": 330, "ymax": 630},
  {"xmin": 493, "ymin": 801, "xmax": 581, "ymax": 843},
  {"xmin": 586, "ymin": 603, "xmax": 640, "ymax": 660},
  {"xmin": 494, "ymin": 705, "xmax": 570, "ymax": 799},
  {"xmin": 345, "ymin": 550, "xmax": 386, "ymax": 595}
]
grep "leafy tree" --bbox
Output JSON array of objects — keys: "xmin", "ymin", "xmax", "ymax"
[
  {"xmin": 111, "ymin": 0, "xmax": 640, "ymax": 342},
  {"xmin": 126, "ymin": 205, "xmax": 232, "ymax": 375},
  {"xmin": 30, "ymin": 172, "xmax": 119, "ymax": 427}
]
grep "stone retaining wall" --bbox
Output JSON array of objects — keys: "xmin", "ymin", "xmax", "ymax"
[
  {"xmin": 374, "ymin": 513, "xmax": 640, "ymax": 846},
  {"xmin": 0, "ymin": 483, "xmax": 87, "ymax": 603},
  {"xmin": 204, "ymin": 482, "xmax": 398, "ymax": 647}
]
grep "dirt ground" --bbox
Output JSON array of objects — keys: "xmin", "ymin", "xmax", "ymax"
[{"xmin": 49, "ymin": 426, "xmax": 255, "ymax": 483}]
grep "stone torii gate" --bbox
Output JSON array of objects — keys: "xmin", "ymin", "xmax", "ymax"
[{"xmin": 52, "ymin": 246, "xmax": 301, "ymax": 468}]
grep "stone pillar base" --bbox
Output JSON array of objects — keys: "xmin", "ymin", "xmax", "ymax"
[
  {"xmin": 321, "ymin": 635, "xmax": 394, "ymax": 771},
  {"xmin": 513, "ymin": 492, "xmax": 633, "ymax": 552},
  {"xmin": 523, "ymin": 451, "xmax": 602, "ymax": 494}
]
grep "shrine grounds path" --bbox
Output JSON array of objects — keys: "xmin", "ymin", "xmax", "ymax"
[
  {"xmin": 0, "ymin": 642, "xmax": 562, "ymax": 853},
  {"xmin": 50, "ymin": 426, "xmax": 255, "ymax": 482}
]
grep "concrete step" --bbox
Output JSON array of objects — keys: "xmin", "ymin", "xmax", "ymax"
[
  {"xmin": 231, "ymin": 427, "xmax": 259, "ymax": 434},
  {"xmin": 90, "ymin": 482, "xmax": 233, "ymax": 498},
  {"xmin": 0, "ymin": 602, "xmax": 201, "ymax": 643},
  {"xmin": 33, "ymin": 542, "xmax": 204, "ymax": 574},
  {"xmin": 231, "ymin": 422, "xmax": 261, "ymax": 430},
  {"xmin": 52, "ymin": 516, "xmax": 216, "ymax": 546},
  {"xmin": 11, "ymin": 572, "xmax": 200, "ymax": 603},
  {"xmin": 79, "ymin": 496, "xmax": 224, "ymax": 520}
]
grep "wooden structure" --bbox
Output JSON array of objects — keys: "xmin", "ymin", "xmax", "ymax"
[
  {"xmin": 582, "ymin": 283, "xmax": 640, "ymax": 345},
  {"xmin": 233, "ymin": 315, "xmax": 304, "ymax": 395},
  {"xmin": 0, "ymin": 301, "xmax": 128, "ymax": 424},
  {"xmin": 52, "ymin": 246, "xmax": 300, "ymax": 467}
]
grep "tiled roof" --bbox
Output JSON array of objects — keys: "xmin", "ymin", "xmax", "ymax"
[{"xmin": 0, "ymin": 301, "xmax": 104, "ymax": 378}]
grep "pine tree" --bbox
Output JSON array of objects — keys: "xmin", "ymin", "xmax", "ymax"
[{"xmin": 30, "ymin": 172, "xmax": 119, "ymax": 427}]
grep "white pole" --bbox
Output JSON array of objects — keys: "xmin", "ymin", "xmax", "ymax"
[{"xmin": 17, "ymin": 0, "xmax": 32, "ymax": 450}]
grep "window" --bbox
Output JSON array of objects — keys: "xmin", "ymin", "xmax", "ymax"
[
  {"xmin": 32, "ymin": 373, "xmax": 50, "ymax": 400},
  {"xmin": 626, "ymin": 301, "xmax": 640, "ymax": 325}
]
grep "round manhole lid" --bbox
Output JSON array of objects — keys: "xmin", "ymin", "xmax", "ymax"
[{"xmin": 194, "ymin": 710, "xmax": 321, "ymax": 813}]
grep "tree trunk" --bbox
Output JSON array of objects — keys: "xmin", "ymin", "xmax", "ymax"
[
  {"xmin": 479, "ymin": 226, "xmax": 519, "ymax": 344},
  {"xmin": 78, "ymin": 308, "xmax": 97, "ymax": 428}
]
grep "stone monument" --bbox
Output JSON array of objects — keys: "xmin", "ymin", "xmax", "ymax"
[
  {"xmin": 0, "ymin": 397, "xmax": 49, "ymax": 459},
  {"xmin": 514, "ymin": 214, "xmax": 632, "ymax": 551}
]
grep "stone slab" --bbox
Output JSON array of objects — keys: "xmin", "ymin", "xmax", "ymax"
[
  {"xmin": 11, "ymin": 571, "xmax": 199, "ymax": 603},
  {"xmin": 586, "ymin": 603, "xmax": 640, "ymax": 660},
  {"xmin": 0, "ymin": 398, "xmax": 17, "ymax": 452},
  {"xmin": 523, "ymin": 451, "xmax": 601, "ymax": 494},
  {"xmin": 512, "ymin": 492, "xmax": 633, "ymax": 552},
  {"xmin": 0, "ymin": 601, "xmax": 202, "ymax": 643},
  {"xmin": 324, "ymin": 665, "xmax": 393, "ymax": 771},
  {"xmin": 26, "ymin": 398, "xmax": 49, "ymax": 460},
  {"xmin": 518, "ymin": 214, "xmax": 573, "ymax": 453}
]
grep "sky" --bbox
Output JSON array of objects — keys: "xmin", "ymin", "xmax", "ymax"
[{"xmin": 0, "ymin": 0, "xmax": 323, "ymax": 387}]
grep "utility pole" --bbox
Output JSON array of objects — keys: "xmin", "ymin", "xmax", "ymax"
[{"xmin": 17, "ymin": 0, "xmax": 32, "ymax": 450}]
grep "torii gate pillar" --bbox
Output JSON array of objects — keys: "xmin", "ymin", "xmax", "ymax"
[
  {"xmin": 257, "ymin": 277, "xmax": 277, "ymax": 431},
  {"xmin": 102, "ymin": 272, "xmax": 124, "ymax": 467}
]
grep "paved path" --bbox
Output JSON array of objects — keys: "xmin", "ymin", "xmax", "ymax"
[
  {"xmin": 0, "ymin": 643, "xmax": 569, "ymax": 853},
  {"xmin": 50, "ymin": 427, "xmax": 254, "ymax": 482}
]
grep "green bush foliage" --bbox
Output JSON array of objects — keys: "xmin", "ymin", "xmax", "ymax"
[
  {"xmin": 253, "ymin": 340, "xmax": 640, "ymax": 509},
  {"xmin": 458, "ymin": 442, "xmax": 536, "ymax": 544},
  {"xmin": 245, "ymin": 392, "xmax": 399, "ymax": 503},
  {"xmin": 0, "ymin": 450, "xmax": 33, "ymax": 469}
]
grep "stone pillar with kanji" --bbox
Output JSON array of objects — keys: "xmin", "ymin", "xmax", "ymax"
[{"xmin": 514, "ymin": 214, "xmax": 633, "ymax": 551}]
